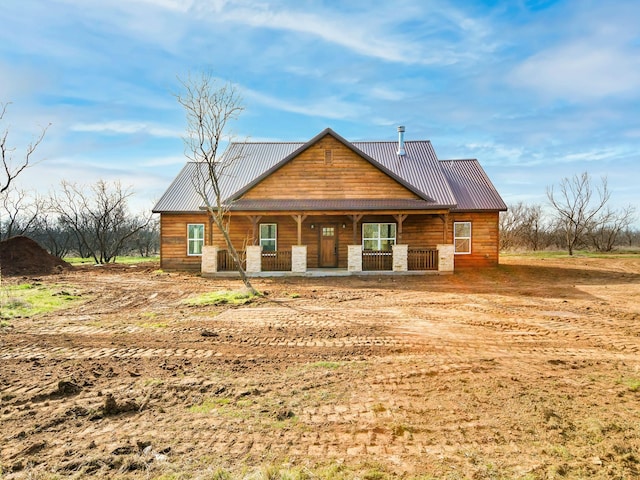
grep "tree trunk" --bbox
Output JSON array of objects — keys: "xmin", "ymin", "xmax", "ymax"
[{"xmin": 211, "ymin": 212, "xmax": 258, "ymax": 295}]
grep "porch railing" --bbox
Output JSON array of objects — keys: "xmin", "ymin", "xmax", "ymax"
[
  {"xmin": 261, "ymin": 250, "xmax": 292, "ymax": 271},
  {"xmin": 362, "ymin": 250, "xmax": 393, "ymax": 271},
  {"xmin": 408, "ymin": 248, "xmax": 438, "ymax": 271},
  {"xmin": 217, "ymin": 249, "xmax": 246, "ymax": 272}
]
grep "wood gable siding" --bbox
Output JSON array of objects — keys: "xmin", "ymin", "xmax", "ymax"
[{"xmin": 242, "ymin": 136, "xmax": 420, "ymax": 200}]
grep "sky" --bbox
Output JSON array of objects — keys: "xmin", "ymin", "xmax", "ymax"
[{"xmin": 1, "ymin": 0, "xmax": 639, "ymax": 224}]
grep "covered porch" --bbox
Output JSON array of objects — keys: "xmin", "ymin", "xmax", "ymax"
[{"xmin": 201, "ymin": 207, "xmax": 456, "ymax": 276}]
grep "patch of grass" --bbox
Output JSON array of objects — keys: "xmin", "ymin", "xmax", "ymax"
[
  {"xmin": 64, "ymin": 255, "xmax": 158, "ymax": 265},
  {"xmin": 502, "ymin": 250, "xmax": 640, "ymax": 259},
  {"xmin": 141, "ymin": 321, "xmax": 169, "ymax": 329},
  {"xmin": 188, "ymin": 397, "xmax": 231, "ymax": 414},
  {"xmin": 307, "ymin": 361, "xmax": 343, "ymax": 370},
  {"xmin": 619, "ymin": 377, "xmax": 640, "ymax": 392},
  {"xmin": 144, "ymin": 378, "xmax": 165, "ymax": 387},
  {"xmin": 183, "ymin": 290, "xmax": 259, "ymax": 306},
  {"xmin": 0, "ymin": 283, "xmax": 83, "ymax": 319}
]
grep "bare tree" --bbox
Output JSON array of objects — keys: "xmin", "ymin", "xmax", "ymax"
[
  {"xmin": 0, "ymin": 187, "xmax": 44, "ymax": 240},
  {"xmin": 49, "ymin": 180, "xmax": 151, "ymax": 263},
  {"xmin": 500, "ymin": 202, "xmax": 549, "ymax": 251},
  {"xmin": 586, "ymin": 205, "xmax": 637, "ymax": 252},
  {"xmin": 29, "ymin": 214, "xmax": 73, "ymax": 258},
  {"xmin": 176, "ymin": 72, "xmax": 257, "ymax": 294},
  {"xmin": 547, "ymin": 172, "xmax": 610, "ymax": 255},
  {"xmin": 1, "ymin": 102, "xmax": 50, "ymax": 194}
]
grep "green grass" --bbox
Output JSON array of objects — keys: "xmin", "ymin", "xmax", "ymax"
[
  {"xmin": 307, "ymin": 361, "xmax": 343, "ymax": 370},
  {"xmin": 188, "ymin": 397, "xmax": 231, "ymax": 414},
  {"xmin": 0, "ymin": 283, "xmax": 83, "ymax": 320},
  {"xmin": 619, "ymin": 377, "xmax": 640, "ymax": 392},
  {"xmin": 64, "ymin": 255, "xmax": 158, "ymax": 265},
  {"xmin": 182, "ymin": 290, "xmax": 259, "ymax": 306},
  {"xmin": 502, "ymin": 250, "xmax": 640, "ymax": 259}
]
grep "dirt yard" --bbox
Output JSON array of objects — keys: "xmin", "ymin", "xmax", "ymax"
[{"xmin": 1, "ymin": 255, "xmax": 639, "ymax": 479}]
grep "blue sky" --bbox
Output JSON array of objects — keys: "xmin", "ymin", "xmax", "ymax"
[{"xmin": 1, "ymin": 0, "xmax": 639, "ymax": 222}]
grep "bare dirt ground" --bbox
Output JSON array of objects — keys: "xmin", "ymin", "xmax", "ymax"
[{"xmin": 1, "ymin": 255, "xmax": 639, "ymax": 479}]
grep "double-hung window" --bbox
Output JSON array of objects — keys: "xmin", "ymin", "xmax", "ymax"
[
  {"xmin": 454, "ymin": 221, "xmax": 472, "ymax": 254},
  {"xmin": 362, "ymin": 223, "xmax": 396, "ymax": 251},
  {"xmin": 260, "ymin": 224, "xmax": 277, "ymax": 252},
  {"xmin": 187, "ymin": 224, "xmax": 204, "ymax": 256}
]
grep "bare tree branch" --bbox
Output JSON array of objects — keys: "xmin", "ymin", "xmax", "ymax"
[
  {"xmin": 1, "ymin": 102, "xmax": 50, "ymax": 194},
  {"xmin": 176, "ymin": 72, "xmax": 256, "ymax": 294},
  {"xmin": 547, "ymin": 172, "xmax": 610, "ymax": 255}
]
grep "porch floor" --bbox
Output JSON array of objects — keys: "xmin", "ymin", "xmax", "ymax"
[{"xmin": 204, "ymin": 269, "xmax": 448, "ymax": 278}]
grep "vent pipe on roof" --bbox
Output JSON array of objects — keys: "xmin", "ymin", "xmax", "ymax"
[{"xmin": 397, "ymin": 125, "xmax": 406, "ymax": 156}]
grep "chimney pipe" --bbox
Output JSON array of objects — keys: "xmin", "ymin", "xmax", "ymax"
[{"xmin": 397, "ymin": 125, "xmax": 406, "ymax": 156}]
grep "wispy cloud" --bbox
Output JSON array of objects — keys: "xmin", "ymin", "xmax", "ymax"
[
  {"xmin": 509, "ymin": 1, "xmax": 640, "ymax": 101},
  {"xmin": 242, "ymin": 88, "xmax": 368, "ymax": 120},
  {"xmin": 510, "ymin": 42, "xmax": 640, "ymax": 101},
  {"xmin": 70, "ymin": 121, "xmax": 182, "ymax": 138}
]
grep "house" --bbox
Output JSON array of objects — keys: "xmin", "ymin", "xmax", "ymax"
[{"xmin": 152, "ymin": 127, "xmax": 507, "ymax": 275}]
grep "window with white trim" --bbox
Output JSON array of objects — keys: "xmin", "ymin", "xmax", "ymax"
[
  {"xmin": 260, "ymin": 223, "xmax": 277, "ymax": 252},
  {"xmin": 187, "ymin": 224, "xmax": 204, "ymax": 256},
  {"xmin": 362, "ymin": 223, "xmax": 396, "ymax": 251},
  {"xmin": 454, "ymin": 221, "xmax": 471, "ymax": 254}
]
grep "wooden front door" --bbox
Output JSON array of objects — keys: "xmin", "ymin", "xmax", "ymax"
[{"xmin": 319, "ymin": 225, "xmax": 338, "ymax": 267}]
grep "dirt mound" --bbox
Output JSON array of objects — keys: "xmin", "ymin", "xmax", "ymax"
[{"xmin": 0, "ymin": 236, "xmax": 71, "ymax": 276}]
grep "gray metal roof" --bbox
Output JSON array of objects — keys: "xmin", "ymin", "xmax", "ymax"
[
  {"xmin": 440, "ymin": 159, "xmax": 508, "ymax": 211},
  {"xmin": 152, "ymin": 129, "xmax": 505, "ymax": 213}
]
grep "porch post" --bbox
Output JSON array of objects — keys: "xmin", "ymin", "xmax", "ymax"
[
  {"xmin": 436, "ymin": 244, "xmax": 455, "ymax": 272},
  {"xmin": 248, "ymin": 216, "xmax": 262, "ymax": 245},
  {"xmin": 439, "ymin": 214, "xmax": 448, "ymax": 244},
  {"xmin": 392, "ymin": 244, "xmax": 408, "ymax": 272},
  {"xmin": 201, "ymin": 246, "xmax": 218, "ymax": 274},
  {"xmin": 393, "ymin": 214, "xmax": 408, "ymax": 244},
  {"xmin": 246, "ymin": 245, "xmax": 262, "ymax": 273},
  {"xmin": 348, "ymin": 245, "xmax": 362, "ymax": 272},
  {"xmin": 349, "ymin": 214, "xmax": 363, "ymax": 245},
  {"xmin": 290, "ymin": 214, "xmax": 308, "ymax": 246},
  {"xmin": 291, "ymin": 245, "xmax": 307, "ymax": 273}
]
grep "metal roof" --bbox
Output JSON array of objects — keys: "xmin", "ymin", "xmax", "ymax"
[
  {"xmin": 439, "ymin": 159, "xmax": 508, "ymax": 211},
  {"xmin": 152, "ymin": 129, "xmax": 506, "ymax": 213}
]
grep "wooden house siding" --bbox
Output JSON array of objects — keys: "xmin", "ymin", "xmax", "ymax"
[
  {"xmin": 449, "ymin": 212, "xmax": 500, "ymax": 268},
  {"xmin": 160, "ymin": 213, "xmax": 210, "ymax": 271},
  {"xmin": 243, "ymin": 136, "xmax": 420, "ymax": 200}
]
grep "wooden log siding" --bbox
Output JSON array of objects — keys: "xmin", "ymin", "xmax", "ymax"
[
  {"xmin": 449, "ymin": 212, "xmax": 500, "ymax": 268},
  {"xmin": 159, "ymin": 213, "xmax": 210, "ymax": 271},
  {"xmin": 243, "ymin": 136, "xmax": 421, "ymax": 200}
]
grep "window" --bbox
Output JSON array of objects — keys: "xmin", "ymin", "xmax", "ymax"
[
  {"xmin": 260, "ymin": 223, "xmax": 277, "ymax": 252},
  {"xmin": 454, "ymin": 221, "xmax": 471, "ymax": 254},
  {"xmin": 187, "ymin": 224, "xmax": 204, "ymax": 256},
  {"xmin": 362, "ymin": 223, "xmax": 396, "ymax": 250}
]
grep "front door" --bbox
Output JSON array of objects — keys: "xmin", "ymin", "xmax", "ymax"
[{"xmin": 319, "ymin": 225, "xmax": 338, "ymax": 267}]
